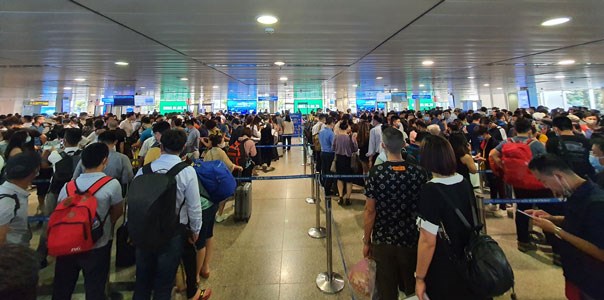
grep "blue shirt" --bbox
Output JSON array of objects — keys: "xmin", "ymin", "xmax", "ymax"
[
  {"xmin": 139, "ymin": 128, "xmax": 153, "ymax": 143},
  {"xmin": 319, "ymin": 127, "xmax": 334, "ymax": 153}
]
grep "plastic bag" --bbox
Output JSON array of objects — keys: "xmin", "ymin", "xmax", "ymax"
[{"xmin": 348, "ymin": 258, "xmax": 376, "ymax": 297}]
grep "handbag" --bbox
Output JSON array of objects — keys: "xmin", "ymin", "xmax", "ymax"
[
  {"xmin": 350, "ymin": 135, "xmax": 360, "ymax": 173},
  {"xmin": 433, "ymin": 184, "xmax": 515, "ymax": 298},
  {"xmin": 330, "ymin": 155, "xmax": 337, "ymax": 173}
]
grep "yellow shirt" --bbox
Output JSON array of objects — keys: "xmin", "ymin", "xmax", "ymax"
[{"xmin": 203, "ymin": 147, "xmax": 236, "ymax": 172}]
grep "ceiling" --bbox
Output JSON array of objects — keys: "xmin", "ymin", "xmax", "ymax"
[{"xmin": 1, "ymin": 0, "xmax": 604, "ymax": 105}]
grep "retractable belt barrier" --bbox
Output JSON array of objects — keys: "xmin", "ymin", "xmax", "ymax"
[
  {"xmin": 254, "ymin": 143, "xmax": 305, "ymax": 148},
  {"xmin": 483, "ymin": 198, "xmax": 563, "ymax": 204}
]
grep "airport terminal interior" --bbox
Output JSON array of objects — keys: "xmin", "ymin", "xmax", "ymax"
[{"xmin": 2, "ymin": 0, "xmax": 604, "ymax": 300}]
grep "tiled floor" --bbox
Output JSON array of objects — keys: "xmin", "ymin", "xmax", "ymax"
[{"xmin": 31, "ymin": 144, "xmax": 565, "ymax": 299}]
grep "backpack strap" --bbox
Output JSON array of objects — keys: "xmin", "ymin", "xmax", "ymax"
[
  {"xmin": 166, "ymin": 161, "xmax": 191, "ymax": 178},
  {"xmin": 66, "ymin": 180, "xmax": 78, "ymax": 197},
  {"xmin": 0, "ymin": 194, "xmax": 20, "ymax": 218},
  {"xmin": 59, "ymin": 151, "xmax": 69, "ymax": 160},
  {"xmin": 142, "ymin": 163, "xmax": 153, "ymax": 174},
  {"xmin": 86, "ymin": 176, "xmax": 114, "ymax": 195},
  {"xmin": 432, "ymin": 182, "xmax": 481, "ymax": 233}
]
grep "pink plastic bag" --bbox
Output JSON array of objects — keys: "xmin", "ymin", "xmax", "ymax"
[{"xmin": 348, "ymin": 258, "xmax": 376, "ymax": 297}]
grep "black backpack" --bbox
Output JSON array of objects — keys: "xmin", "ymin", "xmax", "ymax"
[
  {"xmin": 434, "ymin": 184, "xmax": 515, "ymax": 298},
  {"xmin": 558, "ymin": 138, "xmax": 595, "ymax": 179},
  {"xmin": 127, "ymin": 161, "xmax": 189, "ymax": 249},
  {"xmin": 50, "ymin": 150, "xmax": 82, "ymax": 194}
]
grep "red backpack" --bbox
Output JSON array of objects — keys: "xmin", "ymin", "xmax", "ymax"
[
  {"xmin": 500, "ymin": 139, "xmax": 545, "ymax": 190},
  {"xmin": 227, "ymin": 138, "xmax": 250, "ymax": 167},
  {"xmin": 47, "ymin": 176, "xmax": 113, "ymax": 257}
]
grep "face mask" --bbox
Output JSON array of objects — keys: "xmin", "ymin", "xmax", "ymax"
[
  {"xmin": 25, "ymin": 135, "xmax": 32, "ymax": 143},
  {"xmin": 586, "ymin": 119, "xmax": 597, "ymax": 126},
  {"xmin": 424, "ymin": 117, "xmax": 430, "ymax": 122},
  {"xmin": 554, "ymin": 175, "xmax": 572, "ymax": 200},
  {"xmin": 478, "ymin": 136, "xmax": 485, "ymax": 142}
]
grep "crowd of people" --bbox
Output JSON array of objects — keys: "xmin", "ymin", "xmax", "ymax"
[{"xmin": 0, "ymin": 105, "xmax": 602, "ymax": 299}]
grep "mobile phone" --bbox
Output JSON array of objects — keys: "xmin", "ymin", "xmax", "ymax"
[{"xmin": 516, "ymin": 210, "xmax": 536, "ymax": 219}]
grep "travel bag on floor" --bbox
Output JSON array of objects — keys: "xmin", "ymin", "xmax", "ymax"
[{"xmin": 233, "ymin": 182, "xmax": 252, "ymax": 222}]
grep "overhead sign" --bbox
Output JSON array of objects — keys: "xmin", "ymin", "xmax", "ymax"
[
  {"xmin": 411, "ymin": 94, "xmax": 432, "ymax": 100},
  {"xmin": 376, "ymin": 92, "xmax": 392, "ymax": 102},
  {"xmin": 356, "ymin": 100, "xmax": 376, "ymax": 111},
  {"xmin": 135, "ymin": 95, "xmax": 155, "ymax": 106},
  {"xmin": 293, "ymin": 99, "xmax": 323, "ymax": 114},
  {"xmin": 258, "ymin": 96, "xmax": 278, "ymax": 101},
  {"xmin": 226, "ymin": 100, "xmax": 257, "ymax": 114},
  {"xmin": 29, "ymin": 100, "xmax": 49, "ymax": 106},
  {"xmin": 102, "ymin": 97, "xmax": 114, "ymax": 104},
  {"xmin": 159, "ymin": 101, "xmax": 188, "ymax": 113}
]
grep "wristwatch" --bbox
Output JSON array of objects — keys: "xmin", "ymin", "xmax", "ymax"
[
  {"xmin": 414, "ymin": 272, "xmax": 425, "ymax": 281},
  {"xmin": 554, "ymin": 227, "xmax": 563, "ymax": 239}
]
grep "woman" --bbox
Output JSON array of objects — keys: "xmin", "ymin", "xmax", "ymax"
[
  {"xmin": 332, "ymin": 121, "xmax": 358, "ymax": 205},
  {"xmin": 448, "ymin": 132, "xmax": 477, "ymax": 183},
  {"xmin": 356, "ymin": 118, "xmax": 371, "ymax": 174},
  {"xmin": 259, "ymin": 119, "xmax": 276, "ymax": 172},
  {"xmin": 282, "ymin": 114, "xmax": 294, "ymax": 151},
  {"xmin": 415, "ymin": 135, "xmax": 490, "ymax": 300}
]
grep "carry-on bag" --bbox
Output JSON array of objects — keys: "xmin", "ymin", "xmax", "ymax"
[{"xmin": 233, "ymin": 182, "xmax": 252, "ymax": 222}]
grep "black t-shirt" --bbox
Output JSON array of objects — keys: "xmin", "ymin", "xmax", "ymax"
[
  {"xmin": 365, "ymin": 161, "xmax": 428, "ymax": 247},
  {"xmin": 111, "ymin": 129, "xmax": 128, "ymax": 154},
  {"xmin": 546, "ymin": 134, "xmax": 595, "ymax": 179}
]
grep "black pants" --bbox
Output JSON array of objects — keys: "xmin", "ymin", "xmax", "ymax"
[
  {"xmin": 514, "ymin": 188, "xmax": 554, "ymax": 243},
  {"xmin": 182, "ymin": 237, "xmax": 199, "ymax": 299},
  {"xmin": 320, "ymin": 152, "xmax": 335, "ymax": 195},
  {"xmin": 52, "ymin": 243, "xmax": 112, "ymax": 300},
  {"xmin": 373, "ymin": 244, "xmax": 417, "ymax": 299},
  {"xmin": 313, "ymin": 150, "xmax": 322, "ymax": 173},
  {"xmin": 283, "ymin": 136, "xmax": 292, "ymax": 150}
]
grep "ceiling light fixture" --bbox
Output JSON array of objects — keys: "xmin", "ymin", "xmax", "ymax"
[
  {"xmin": 496, "ymin": 87, "xmax": 503, "ymax": 90},
  {"xmin": 555, "ymin": 75, "xmax": 566, "ymax": 79},
  {"xmin": 483, "ymin": 83, "xmax": 490, "ymax": 87},
  {"xmin": 90, "ymin": 94, "xmax": 96, "ymax": 96},
  {"xmin": 419, "ymin": 84, "xmax": 425, "ymax": 87},
  {"xmin": 274, "ymin": 61, "xmax": 285, "ymax": 66},
  {"xmin": 393, "ymin": 88, "xmax": 399, "ymax": 91},
  {"xmin": 422, "ymin": 60, "xmax": 434, "ymax": 66},
  {"xmin": 74, "ymin": 78, "xmax": 86, "ymax": 82},
  {"xmin": 541, "ymin": 17, "xmax": 571, "ymax": 26},
  {"xmin": 376, "ymin": 76, "xmax": 383, "ymax": 80},
  {"xmin": 180, "ymin": 77, "xmax": 188, "ymax": 81},
  {"xmin": 352, "ymin": 84, "xmax": 358, "ymax": 88},
  {"xmin": 114, "ymin": 61, "xmax": 129, "ymax": 66},
  {"xmin": 467, "ymin": 76, "xmax": 475, "ymax": 79},
  {"xmin": 279, "ymin": 76, "xmax": 288, "ymax": 81},
  {"xmin": 140, "ymin": 86, "xmax": 146, "ymax": 89},
  {"xmin": 63, "ymin": 87, "xmax": 72, "ymax": 90},
  {"xmin": 212, "ymin": 86, "xmax": 219, "ymax": 89},
  {"xmin": 558, "ymin": 59, "xmax": 575, "ymax": 65},
  {"xmin": 257, "ymin": 15, "xmax": 278, "ymax": 25}
]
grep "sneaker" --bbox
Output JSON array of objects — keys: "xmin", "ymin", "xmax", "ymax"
[
  {"xmin": 265, "ymin": 166, "xmax": 275, "ymax": 172},
  {"xmin": 215, "ymin": 214, "xmax": 228, "ymax": 223},
  {"xmin": 518, "ymin": 241, "xmax": 538, "ymax": 253},
  {"xmin": 493, "ymin": 209, "xmax": 507, "ymax": 218}
]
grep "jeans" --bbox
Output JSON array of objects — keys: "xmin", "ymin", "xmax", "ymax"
[
  {"xmin": 514, "ymin": 188, "xmax": 553, "ymax": 243},
  {"xmin": 52, "ymin": 243, "xmax": 112, "ymax": 300},
  {"xmin": 283, "ymin": 136, "xmax": 292, "ymax": 150},
  {"xmin": 133, "ymin": 232, "xmax": 185, "ymax": 300},
  {"xmin": 320, "ymin": 152, "xmax": 335, "ymax": 195}
]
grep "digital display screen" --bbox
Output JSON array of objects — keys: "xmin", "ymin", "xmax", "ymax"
[{"xmin": 113, "ymin": 95, "xmax": 135, "ymax": 106}]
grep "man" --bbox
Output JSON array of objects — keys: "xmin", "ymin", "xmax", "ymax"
[
  {"xmin": 527, "ymin": 154, "xmax": 604, "ymax": 299},
  {"xmin": 30, "ymin": 115, "xmax": 45, "ymax": 134},
  {"xmin": 185, "ymin": 120, "xmax": 201, "ymax": 159},
  {"xmin": 547, "ymin": 116, "xmax": 595, "ymax": 180},
  {"xmin": 390, "ymin": 115, "xmax": 408, "ymax": 140},
  {"xmin": 0, "ymin": 244, "xmax": 39, "ymax": 300},
  {"xmin": 133, "ymin": 129, "xmax": 203, "ymax": 299},
  {"xmin": 312, "ymin": 114, "xmax": 326, "ymax": 172},
  {"xmin": 363, "ymin": 128, "xmax": 428, "ymax": 299},
  {"xmin": 139, "ymin": 121, "xmax": 171, "ymax": 166},
  {"xmin": 52, "ymin": 143, "xmax": 123, "ymax": 300},
  {"xmin": 86, "ymin": 119, "xmax": 106, "ymax": 145},
  {"xmin": 466, "ymin": 113, "xmax": 482, "ymax": 154},
  {"xmin": 0, "ymin": 152, "xmax": 41, "ymax": 246},
  {"xmin": 319, "ymin": 117, "xmax": 336, "ymax": 194},
  {"xmin": 119, "ymin": 112, "xmax": 137, "ymax": 138},
  {"xmin": 73, "ymin": 131, "xmax": 134, "ymax": 186},
  {"xmin": 137, "ymin": 116, "xmax": 154, "ymax": 144},
  {"xmin": 108, "ymin": 120, "xmax": 127, "ymax": 155},
  {"xmin": 367, "ymin": 115, "xmax": 384, "ymax": 168},
  {"xmin": 491, "ymin": 118, "xmax": 552, "ymax": 253},
  {"xmin": 228, "ymin": 118, "xmax": 243, "ymax": 147}
]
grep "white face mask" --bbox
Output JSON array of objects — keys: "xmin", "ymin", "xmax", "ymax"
[
  {"xmin": 554, "ymin": 175, "xmax": 572, "ymax": 201},
  {"xmin": 586, "ymin": 119, "xmax": 597, "ymax": 126},
  {"xmin": 25, "ymin": 135, "xmax": 32, "ymax": 143}
]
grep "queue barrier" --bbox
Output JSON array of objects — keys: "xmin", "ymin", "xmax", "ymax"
[
  {"xmin": 254, "ymin": 143, "xmax": 305, "ymax": 148},
  {"xmin": 483, "ymin": 198, "xmax": 563, "ymax": 205}
]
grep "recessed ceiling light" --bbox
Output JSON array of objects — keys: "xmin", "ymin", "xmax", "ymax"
[
  {"xmin": 422, "ymin": 91, "xmax": 427, "ymax": 93},
  {"xmin": 558, "ymin": 59, "xmax": 575, "ymax": 65},
  {"xmin": 274, "ymin": 61, "xmax": 285, "ymax": 66},
  {"xmin": 74, "ymin": 78, "xmax": 86, "ymax": 82},
  {"xmin": 90, "ymin": 94, "xmax": 96, "ymax": 96},
  {"xmin": 586, "ymin": 62, "xmax": 592, "ymax": 65},
  {"xmin": 180, "ymin": 77, "xmax": 188, "ymax": 81},
  {"xmin": 352, "ymin": 84, "xmax": 358, "ymax": 88},
  {"xmin": 541, "ymin": 17, "xmax": 571, "ymax": 27},
  {"xmin": 140, "ymin": 86, "xmax": 146, "ymax": 89},
  {"xmin": 376, "ymin": 76, "xmax": 383, "ymax": 80},
  {"xmin": 496, "ymin": 87, "xmax": 503, "ymax": 90},
  {"xmin": 419, "ymin": 84, "xmax": 425, "ymax": 87},
  {"xmin": 467, "ymin": 76, "xmax": 475, "ymax": 79},
  {"xmin": 555, "ymin": 75, "xmax": 566, "ymax": 79},
  {"xmin": 63, "ymin": 87, "xmax": 72, "ymax": 90},
  {"xmin": 483, "ymin": 83, "xmax": 490, "ymax": 87},
  {"xmin": 115, "ymin": 61, "xmax": 129, "ymax": 66},
  {"xmin": 257, "ymin": 15, "xmax": 278, "ymax": 25},
  {"xmin": 422, "ymin": 60, "xmax": 434, "ymax": 66},
  {"xmin": 393, "ymin": 88, "xmax": 399, "ymax": 91},
  {"xmin": 212, "ymin": 86, "xmax": 219, "ymax": 89},
  {"xmin": 279, "ymin": 76, "xmax": 288, "ymax": 81}
]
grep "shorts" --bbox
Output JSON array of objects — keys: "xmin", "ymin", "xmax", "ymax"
[
  {"xmin": 34, "ymin": 168, "xmax": 53, "ymax": 197},
  {"xmin": 195, "ymin": 204, "xmax": 218, "ymax": 250}
]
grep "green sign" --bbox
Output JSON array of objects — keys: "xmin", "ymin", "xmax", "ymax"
[
  {"xmin": 294, "ymin": 99, "xmax": 323, "ymax": 115},
  {"xmin": 160, "ymin": 101, "xmax": 188, "ymax": 113}
]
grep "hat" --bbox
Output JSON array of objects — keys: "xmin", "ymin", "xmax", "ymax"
[
  {"xmin": 532, "ymin": 112, "xmax": 546, "ymax": 121},
  {"xmin": 5, "ymin": 152, "xmax": 40, "ymax": 180},
  {"xmin": 568, "ymin": 114, "xmax": 581, "ymax": 123}
]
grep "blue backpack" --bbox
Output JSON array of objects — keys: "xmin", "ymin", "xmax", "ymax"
[{"xmin": 193, "ymin": 159, "xmax": 237, "ymax": 204}]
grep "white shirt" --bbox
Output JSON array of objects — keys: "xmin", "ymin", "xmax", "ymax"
[
  {"xmin": 134, "ymin": 154, "xmax": 202, "ymax": 234},
  {"xmin": 367, "ymin": 125, "xmax": 383, "ymax": 157},
  {"xmin": 312, "ymin": 121, "xmax": 325, "ymax": 136},
  {"xmin": 139, "ymin": 136, "xmax": 156, "ymax": 158},
  {"xmin": 119, "ymin": 120, "xmax": 134, "ymax": 137}
]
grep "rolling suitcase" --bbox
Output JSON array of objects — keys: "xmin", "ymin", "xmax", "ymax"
[{"xmin": 234, "ymin": 182, "xmax": 252, "ymax": 222}]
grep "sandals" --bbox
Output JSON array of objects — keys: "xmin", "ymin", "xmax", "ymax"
[{"xmin": 189, "ymin": 287, "xmax": 212, "ymax": 300}]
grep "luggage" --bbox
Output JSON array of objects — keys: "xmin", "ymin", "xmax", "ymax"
[
  {"xmin": 500, "ymin": 138, "xmax": 545, "ymax": 190},
  {"xmin": 233, "ymin": 182, "xmax": 252, "ymax": 222},
  {"xmin": 115, "ymin": 196, "xmax": 135, "ymax": 268},
  {"xmin": 127, "ymin": 162, "xmax": 190, "ymax": 249},
  {"xmin": 193, "ymin": 159, "xmax": 237, "ymax": 204},
  {"xmin": 47, "ymin": 176, "xmax": 113, "ymax": 257}
]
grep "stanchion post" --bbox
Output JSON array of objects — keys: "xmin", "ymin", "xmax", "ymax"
[
  {"xmin": 316, "ymin": 193, "xmax": 344, "ymax": 293},
  {"xmin": 306, "ymin": 154, "xmax": 317, "ymax": 204},
  {"xmin": 308, "ymin": 172, "xmax": 326, "ymax": 239},
  {"xmin": 478, "ymin": 197, "xmax": 487, "ymax": 234}
]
